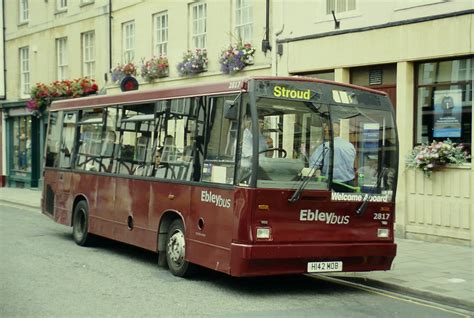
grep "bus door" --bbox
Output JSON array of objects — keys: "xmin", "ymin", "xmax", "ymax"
[
  {"xmin": 44, "ymin": 111, "xmax": 77, "ymax": 224},
  {"xmin": 187, "ymin": 95, "xmax": 239, "ymax": 273}
]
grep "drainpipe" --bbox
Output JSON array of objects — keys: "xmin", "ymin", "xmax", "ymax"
[
  {"xmin": 107, "ymin": 0, "xmax": 112, "ymax": 82},
  {"xmin": 2, "ymin": 0, "xmax": 6, "ymax": 101},
  {"xmin": 262, "ymin": 0, "xmax": 271, "ymax": 54}
]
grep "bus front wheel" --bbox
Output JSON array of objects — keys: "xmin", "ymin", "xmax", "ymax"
[
  {"xmin": 166, "ymin": 219, "xmax": 193, "ymax": 277},
  {"xmin": 72, "ymin": 201, "xmax": 91, "ymax": 246}
]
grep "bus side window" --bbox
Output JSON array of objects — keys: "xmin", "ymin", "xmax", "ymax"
[
  {"xmin": 75, "ymin": 109, "xmax": 105, "ymax": 172},
  {"xmin": 155, "ymin": 98, "xmax": 195, "ymax": 181}
]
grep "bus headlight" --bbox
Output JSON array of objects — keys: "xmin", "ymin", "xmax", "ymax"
[
  {"xmin": 377, "ymin": 228, "xmax": 390, "ymax": 238},
  {"xmin": 256, "ymin": 227, "xmax": 271, "ymax": 239}
]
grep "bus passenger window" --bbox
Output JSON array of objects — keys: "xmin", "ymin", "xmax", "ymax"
[
  {"xmin": 155, "ymin": 98, "xmax": 195, "ymax": 181},
  {"xmin": 75, "ymin": 109, "xmax": 105, "ymax": 172}
]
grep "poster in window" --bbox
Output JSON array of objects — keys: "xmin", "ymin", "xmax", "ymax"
[{"xmin": 433, "ymin": 89, "xmax": 462, "ymax": 138}]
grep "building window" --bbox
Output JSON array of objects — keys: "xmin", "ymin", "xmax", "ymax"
[
  {"xmin": 326, "ymin": 0, "xmax": 356, "ymax": 14},
  {"xmin": 235, "ymin": 0, "xmax": 252, "ymax": 43},
  {"xmin": 415, "ymin": 57, "xmax": 472, "ymax": 153},
  {"xmin": 19, "ymin": 0, "xmax": 29, "ymax": 23},
  {"xmin": 82, "ymin": 31, "xmax": 95, "ymax": 78},
  {"xmin": 57, "ymin": 0, "xmax": 67, "ymax": 11},
  {"xmin": 56, "ymin": 37, "xmax": 68, "ymax": 80},
  {"xmin": 153, "ymin": 11, "xmax": 168, "ymax": 56},
  {"xmin": 19, "ymin": 46, "xmax": 30, "ymax": 96},
  {"xmin": 191, "ymin": 2, "xmax": 206, "ymax": 49},
  {"xmin": 122, "ymin": 21, "xmax": 135, "ymax": 63}
]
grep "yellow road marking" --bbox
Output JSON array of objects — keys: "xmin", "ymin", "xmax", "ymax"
[{"xmin": 306, "ymin": 274, "xmax": 471, "ymax": 318}]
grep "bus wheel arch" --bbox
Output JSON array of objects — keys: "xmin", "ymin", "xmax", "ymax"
[
  {"xmin": 72, "ymin": 198, "xmax": 92, "ymax": 246},
  {"xmin": 71, "ymin": 195, "xmax": 88, "ymax": 226},
  {"xmin": 157, "ymin": 212, "xmax": 194, "ymax": 277}
]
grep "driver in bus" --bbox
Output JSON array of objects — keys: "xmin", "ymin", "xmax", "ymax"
[
  {"xmin": 241, "ymin": 117, "xmax": 269, "ymax": 158},
  {"xmin": 309, "ymin": 121, "xmax": 356, "ymax": 192}
]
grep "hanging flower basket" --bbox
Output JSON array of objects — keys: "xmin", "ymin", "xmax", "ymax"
[
  {"xmin": 141, "ymin": 56, "xmax": 169, "ymax": 81},
  {"xmin": 177, "ymin": 49, "xmax": 208, "ymax": 76},
  {"xmin": 27, "ymin": 78, "xmax": 99, "ymax": 115},
  {"xmin": 406, "ymin": 139, "xmax": 470, "ymax": 176},
  {"xmin": 219, "ymin": 42, "xmax": 255, "ymax": 74},
  {"xmin": 111, "ymin": 62, "xmax": 137, "ymax": 83}
]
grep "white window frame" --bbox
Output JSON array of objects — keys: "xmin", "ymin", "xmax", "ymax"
[
  {"xmin": 81, "ymin": 0, "xmax": 94, "ymax": 5},
  {"xmin": 19, "ymin": 47, "xmax": 30, "ymax": 97},
  {"xmin": 19, "ymin": 0, "xmax": 29, "ymax": 24},
  {"xmin": 82, "ymin": 31, "xmax": 95, "ymax": 78},
  {"xmin": 153, "ymin": 11, "xmax": 168, "ymax": 56},
  {"xmin": 326, "ymin": 0, "xmax": 356, "ymax": 15},
  {"xmin": 122, "ymin": 21, "xmax": 135, "ymax": 63},
  {"xmin": 56, "ymin": 37, "xmax": 68, "ymax": 80},
  {"xmin": 235, "ymin": 0, "xmax": 252, "ymax": 43},
  {"xmin": 57, "ymin": 0, "xmax": 67, "ymax": 11},
  {"xmin": 191, "ymin": 2, "xmax": 207, "ymax": 49}
]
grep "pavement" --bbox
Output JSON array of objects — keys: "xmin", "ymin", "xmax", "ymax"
[{"xmin": 1, "ymin": 187, "xmax": 473, "ymax": 312}]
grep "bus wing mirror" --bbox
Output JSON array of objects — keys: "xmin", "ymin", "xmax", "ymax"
[{"xmin": 224, "ymin": 100, "xmax": 238, "ymax": 120}]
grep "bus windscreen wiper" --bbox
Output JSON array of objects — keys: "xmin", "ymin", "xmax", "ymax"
[
  {"xmin": 355, "ymin": 167, "xmax": 388, "ymax": 215},
  {"xmin": 288, "ymin": 145, "xmax": 328, "ymax": 203}
]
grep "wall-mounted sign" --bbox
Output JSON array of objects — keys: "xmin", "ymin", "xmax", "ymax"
[{"xmin": 433, "ymin": 89, "xmax": 462, "ymax": 138}]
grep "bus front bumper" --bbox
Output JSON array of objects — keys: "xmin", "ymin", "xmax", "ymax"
[{"xmin": 229, "ymin": 242, "xmax": 396, "ymax": 277}]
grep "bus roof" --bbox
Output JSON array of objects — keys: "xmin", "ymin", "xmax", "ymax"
[{"xmin": 49, "ymin": 76, "xmax": 387, "ymax": 111}]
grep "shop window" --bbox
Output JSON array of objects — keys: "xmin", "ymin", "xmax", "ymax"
[
  {"xmin": 12, "ymin": 116, "xmax": 33, "ymax": 172},
  {"xmin": 415, "ymin": 57, "xmax": 472, "ymax": 157}
]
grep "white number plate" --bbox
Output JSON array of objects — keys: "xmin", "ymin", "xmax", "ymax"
[{"xmin": 307, "ymin": 261, "xmax": 343, "ymax": 273}]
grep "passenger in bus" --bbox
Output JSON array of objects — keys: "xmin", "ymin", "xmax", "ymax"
[
  {"xmin": 157, "ymin": 135, "xmax": 178, "ymax": 164},
  {"xmin": 309, "ymin": 121, "xmax": 356, "ymax": 192}
]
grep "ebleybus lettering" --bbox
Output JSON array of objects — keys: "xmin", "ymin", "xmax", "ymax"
[
  {"xmin": 201, "ymin": 191, "xmax": 231, "ymax": 208},
  {"xmin": 299, "ymin": 209, "xmax": 350, "ymax": 225}
]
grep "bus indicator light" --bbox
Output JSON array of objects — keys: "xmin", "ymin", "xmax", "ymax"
[{"xmin": 258, "ymin": 204, "xmax": 269, "ymax": 210}]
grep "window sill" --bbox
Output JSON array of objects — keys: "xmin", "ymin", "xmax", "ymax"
[
  {"xmin": 80, "ymin": 1, "xmax": 94, "ymax": 8},
  {"xmin": 18, "ymin": 21, "xmax": 29, "ymax": 27},
  {"xmin": 55, "ymin": 9, "xmax": 68, "ymax": 15},
  {"xmin": 445, "ymin": 163, "xmax": 471, "ymax": 170}
]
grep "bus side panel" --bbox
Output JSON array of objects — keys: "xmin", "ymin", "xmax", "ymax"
[
  {"xmin": 186, "ymin": 186, "xmax": 234, "ymax": 274},
  {"xmin": 101, "ymin": 177, "xmax": 156, "ymax": 251},
  {"xmin": 42, "ymin": 169, "xmax": 73, "ymax": 226},
  {"xmin": 232, "ymin": 187, "xmax": 255, "ymax": 243}
]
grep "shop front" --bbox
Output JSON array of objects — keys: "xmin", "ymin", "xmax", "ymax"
[{"xmin": 0, "ymin": 101, "xmax": 45, "ymax": 188}]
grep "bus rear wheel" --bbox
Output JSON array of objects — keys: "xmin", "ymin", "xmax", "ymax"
[
  {"xmin": 72, "ymin": 200, "xmax": 91, "ymax": 246},
  {"xmin": 166, "ymin": 219, "xmax": 193, "ymax": 277}
]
